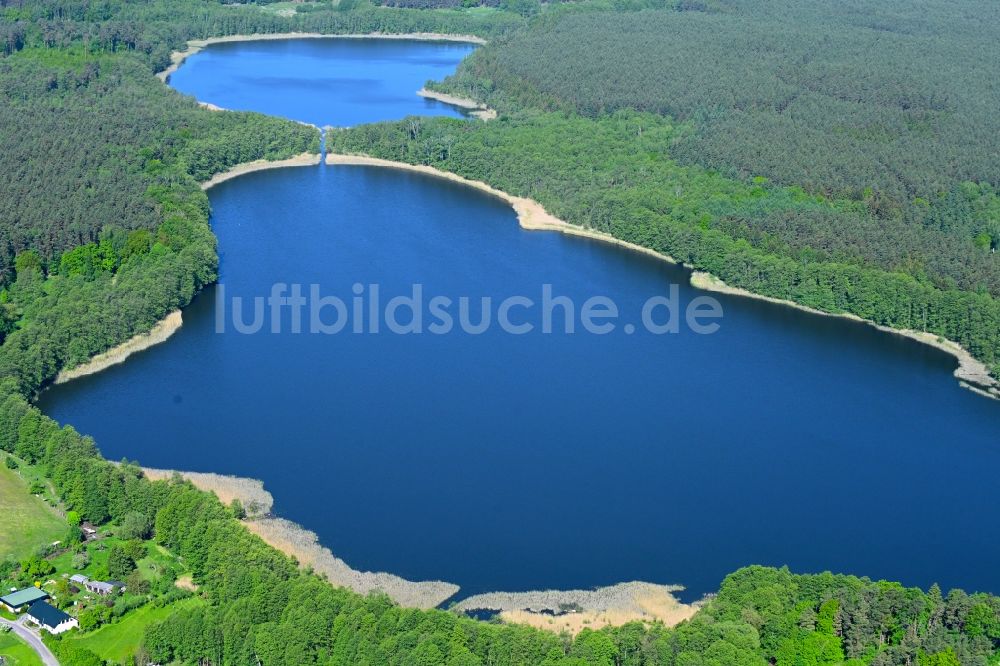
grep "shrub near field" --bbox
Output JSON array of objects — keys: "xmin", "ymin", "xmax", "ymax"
[{"xmin": 64, "ymin": 597, "xmax": 205, "ymax": 665}]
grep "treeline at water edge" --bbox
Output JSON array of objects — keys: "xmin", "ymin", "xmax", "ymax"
[
  {"xmin": 3, "ymin": 0, "xmax": 997, "ymax": 392},
  {"xmin": 0, "ymin": 0, "xmax": 524, "ymax": 73},
  {"xmin": 1, "ymin": 0, "xmax": 1000, "ymax": 663},
  {"xmin": 0, "ymin": 48, "xmax": 318, "ymax": 393},
  {"xmin": 3, "ymin": 383, "xmax": 1000, "ymax": 665},
  {"xmin": 331, "ymin": 111, "xmax": 1000, "ymax": 379},
  {"xmin": 0, "ymin": 0, "xmax": 528, "ymax": 394},
  {"xmin": 404, "ymin": 0, "xmax": 1000, "ymax": 378}
]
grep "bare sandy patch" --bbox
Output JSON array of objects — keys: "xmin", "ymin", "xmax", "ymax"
[
  {"xmin": 201, "ymin": 152, "xmax": 321, "ymax": 190},
  {"xmin": 417, "ymin": 88, "xmax": 496, "ymax": 120},
  {"xmin": 174, "ymin": 574, "xmax": 198, "ymax": 591}
]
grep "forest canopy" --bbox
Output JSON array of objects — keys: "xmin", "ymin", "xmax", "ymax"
[
  {"xmin": 0, "ymin": 0, "xmax": 999, "ymax": 662},
  {"xmin": 440, "ymin": 1, "xmax": 1000, "ymax": 204},
  {"xmin": 329, "ymin": 0, "xmax": 1000, "ymax": 379},
  {"xmin": 0, "ymin": 0, "xmax": 520, "ymax": 389},
  {"xmin": 434, "ymin": 1, "xmax": 1000, "ymax": 299}
]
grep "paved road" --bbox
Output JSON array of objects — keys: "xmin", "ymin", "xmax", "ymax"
[{"xmin": 0, "ymin": 616, "xmax": 59, "ymax": 666}]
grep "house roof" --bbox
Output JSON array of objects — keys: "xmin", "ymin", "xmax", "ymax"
[
  {"xmin": 0, "ymin": 587, "xmax": 49, "ymax": 608},
  {"xmin": 27, "ymin": 600, "xmax": 71, "ymax": 628},
  {"xmin": 69, "ymin": 574, "xmax": 89, "ymax": 584},
  {"xmin": 86, "ymin": 581, "xmax": 114, "ymax": 593}
]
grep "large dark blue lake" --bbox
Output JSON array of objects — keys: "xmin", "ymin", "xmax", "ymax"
[{"xmin": 40, "ymin": 39, "xmax": 1000, "ymax": 602}]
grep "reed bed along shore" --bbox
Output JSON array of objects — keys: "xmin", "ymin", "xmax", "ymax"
[
  {"xmin": 54, "ymin": 311, "xmax": 183, "ymax": 384},
  {"xmin": 138, "ymin": 465, "xmax": 702, "ymax": 622},
  {"xmin": 141, "ymin": 466, "xmax": 458, "ymax": 609},
  {"xmin": 141, "ymin": 466, "xmax": 273, "ymax": 516},
  {"xmin": 453, "ymin": 582, "xmax": 701, "ymax": 634},
  {"xmin": 244, "ymin": 517, "xmax": 459, "ymax": 609}
]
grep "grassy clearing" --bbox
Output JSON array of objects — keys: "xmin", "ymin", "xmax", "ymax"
[
  {"xmin": 47, "ymin": 537, "xmax": 114, "ymax": 580},
  {"xmin": 66, "ymin": 597, "xmax": 204, "ymax": 664},
  {"xmin": 0, "ymin": 631, "xmax": 44, "ymax": 666},
  {"xmin": 0, "ymin": 464, "xmax": 65, "ymax": 560},
  {"xmin": 259, "ymin": 1, "xmax": 337, "ymax": 15},
  {"xmin": 135, "ymin": 544, "xmax": 177, "ymax": 583},
  {"xmin": 444, "ymin": 6, "xmax": 501, "ymax": 16}
]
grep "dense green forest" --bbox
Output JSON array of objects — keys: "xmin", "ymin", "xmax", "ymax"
[
  {"xmin": 344, "ymin": 0, "xmax": 1000, "ymax": 379},
  {"xmin": 439, "ymin": 2, "xmax": 1000, "ymax": 205},
  {"xmin": 0, "ymin": 0, "xmax": 522, "ymax": 73},
  {"xmin": 431, "ymin": 2, "xmax": 1000, "ymax": 297},
  {"xmin": 0, "ymin": 0, "xmax": 521, "ymax": 392},
  {"xmin": 331, "ymin": 112, "xmax": 1000, "ymax": 378},
  {"xmin": 0, "ymin": 47, "xmax": 318, "ymax": 392},
  {"xmin": 0, "ymin": 0, "xmax": 999, "ymax": 663},
  {"xmin": 3, "ymin": 383, "xmax": 1000, "ymax": 665}
]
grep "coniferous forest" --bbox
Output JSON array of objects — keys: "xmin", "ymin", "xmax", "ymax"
[
  {"xmin": 1, "ymin": 0, "xmax": 999, "ymax": 664},
  {"xmin": 341, "ymin": 0, "xmax": 1000, "ymax": 378}
]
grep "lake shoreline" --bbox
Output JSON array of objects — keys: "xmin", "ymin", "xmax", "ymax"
[
  {"xmin": 326, "ymin": 152, "xmax": 681, "ymax": 261},
  {"xmin": 156, "ymin": 32, "xmax": 487, "ymax": 83},
  {"xmin": 200, "ymin": 152, "xmax": 321, "ymax": 190},
  {"xmin": 142, "ymin": 465, "xmax": 697, "ymax": 629},
  {"xmin": 453, "ymin": 582, "xmax": 701, "ymax": 635},
  {"xmin": 326, "ymin": 151, "xmax": 998, "ymax": 400},
  {"xmin": 42, "ymin": 155, "xmax": 322, "ymax": 389},
  {"xmin": 417, "ymin": 88, "xmax": 496, "ymax": 120},
  {"xmin": 44, "ymin": 144, "xmax": 996, "ymax": 634},
  {"xmin": 689, "ymin": 272, "xmax": 1000, "ymax": 400},
  {"xmin": 140, "ymin": 466, "xmax": 458, "ymax": 609},
  {"xmin": 53, "ymin": 311, "xmax": 183, "ymax": 385},
  {"xmin": 51, "ymin": 148, "xmax": 994, "ymax": 425}
]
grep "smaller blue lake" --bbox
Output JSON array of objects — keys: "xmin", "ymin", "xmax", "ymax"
[{"xmin": 167, "ymin": 38, "xmax": 476, "ymax": 126}]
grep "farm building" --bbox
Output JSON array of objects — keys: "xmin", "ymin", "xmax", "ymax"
[
  {"xmin": 84, "ymin": 579, "xmax": 124, "ymax": 596},
  {"xmin": 25, "ymin": 600, "xmax": 78, "ymax": 634},
  {"xmin": 0, "ymin": 587, "xmax": 49, "ymax": 612}
]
